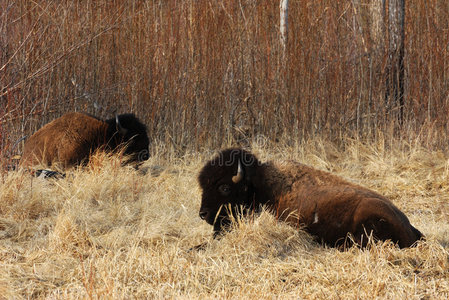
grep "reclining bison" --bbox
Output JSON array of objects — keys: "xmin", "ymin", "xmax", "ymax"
[
  {"xmin": 198, "ymin": 148, "xmax": 423, "ymax": 249},
  {"xmin": 20, "ymin": 112, "xmax": 149, "ymax": 170}
]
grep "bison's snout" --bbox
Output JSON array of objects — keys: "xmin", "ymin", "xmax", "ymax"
[
  {"xmin": 199, "ymin": 211, "xmax": 208, "ymax": 220},
  {"xmin": 199, "ymin": 210, "xmax": 218, "ymax": 225}
]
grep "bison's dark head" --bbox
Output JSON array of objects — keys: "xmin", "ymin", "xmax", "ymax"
[
  {"xmin": 198, "ymin": 148, "xmax": 262, "ymax": 235},
  {"xmin": 106, "ymin": 114, "xmax": 150, "ymax": 163}
]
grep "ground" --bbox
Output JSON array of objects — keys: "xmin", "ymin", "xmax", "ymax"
[{"xmin": 0, "ymin": 138, "xmax": 448, "ymax": 299}]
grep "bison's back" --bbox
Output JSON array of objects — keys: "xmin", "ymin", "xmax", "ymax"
[
  {"xmin": 263, "ymin": 161, "xmax": 422, "ymax": 248},
  {"xmin": 20, "ymin": 112, "xmax": 108, "ymax": 169}
]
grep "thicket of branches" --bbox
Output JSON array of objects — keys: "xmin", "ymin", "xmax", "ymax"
[{"xmin": 1, "ymin": 0, "xmax": 448, "ymax": 159}]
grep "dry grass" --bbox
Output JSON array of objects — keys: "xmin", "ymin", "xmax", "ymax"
[
  {"xmin": 2, "ymin": 2, "xmax": 448, "ymax": 297},
  {"xmin": 0, "ymin": 138, "xmax": 447, "ymax": 299}
]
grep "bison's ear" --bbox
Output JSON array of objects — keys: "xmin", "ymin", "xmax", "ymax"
[
  {"xmin": 245, "ymin": 163, "xmax": 258, "ymax": 183},
  {"xmin": 115, "ymin": 115, "xmax": 128, "ymax": 135},
  {"xmin": 244, "ymin": 159, "xmax": 262, "ymax": 187}
]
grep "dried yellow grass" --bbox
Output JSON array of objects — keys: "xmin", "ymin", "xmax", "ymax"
[{"xmin": 0, "ymin": 138, "xmax": 448, "ymax": 299}]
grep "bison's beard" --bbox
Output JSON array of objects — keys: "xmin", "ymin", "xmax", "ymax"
[
  {"xmin": 213, "ymin": 217, "xmax": 232, "ymax": 238},
  {"xmin": 210, "ymin": 206, "xmax": 233, "ymax": 237},
  {"xmin": 211, "ymin": 205, "xmax": 260, "ymax": 238}
]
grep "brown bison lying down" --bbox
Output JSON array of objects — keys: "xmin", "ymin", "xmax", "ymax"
[
  {"xmin": 20, "ymin": 112, "xmax": 149, "ymax": 169},
  {"xmin": 198, "ymin": 148, "xmax": 423, "ymax": 248}
]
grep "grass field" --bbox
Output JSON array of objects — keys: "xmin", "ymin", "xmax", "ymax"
[
  {"xmin": 0, "ymin": 137, "xmax": 447, "ymax": 299},
  {"xmin": 2, "ymin": 1, "xmax": 449, "ymax": 298}
]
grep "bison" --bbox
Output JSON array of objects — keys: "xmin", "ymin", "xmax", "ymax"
[
  {"xmin": 20, "ymin": 112, "xmax": 149, "ymax": 169},
  {"xmin": 198, "ymin": 148, "xmax": 423, "ymax": 249}
]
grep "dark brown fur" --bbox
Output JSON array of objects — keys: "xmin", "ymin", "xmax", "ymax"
[
  {"xmin": 20, "ymin": 112, "xmax": 149, "ymax": 169},
  {"xmin": 198, "ymin": 148, "xmax": 423, "ymax": 248}
]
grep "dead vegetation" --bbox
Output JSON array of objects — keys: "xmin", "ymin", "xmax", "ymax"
[
  {"xmin": 0, "ymin": 138, "xmax": 448, "ymax": 299},
  {"xmin": 2, "ymin": 1, "xmax": 449, "ymax": 154},
  {"xmin": 1, "ymin": 1, "xmax": 449, "ymax": 298}
]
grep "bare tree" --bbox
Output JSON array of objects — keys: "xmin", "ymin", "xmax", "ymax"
[{"xmin": 280, "ymin": 0, "xmax": 289, "ymax": 59}]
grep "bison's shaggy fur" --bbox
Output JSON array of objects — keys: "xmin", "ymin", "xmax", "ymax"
[
  {"xmin": 198, "ymin": 148, "xmax": 423, "ymax": 249},
  {"xmin": 20, "ymin": 112, "xmax": 149, "ymax": 169}
]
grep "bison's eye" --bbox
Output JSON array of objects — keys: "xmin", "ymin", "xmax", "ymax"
[{"xmin": 218, "ymin": 184, "xmax": 231, "ymax": 196}]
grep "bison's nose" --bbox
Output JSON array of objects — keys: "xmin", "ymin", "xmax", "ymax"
[{"xmin": 199, "ymin": 211, "xmax": 208, "ymax": 220}]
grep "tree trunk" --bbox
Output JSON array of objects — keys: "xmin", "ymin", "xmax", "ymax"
[
  {"xmin": 280, "ymin": 0, "xmax": 289, "ymax": 59},
  {"xmin": 369, "ymin": 0, "xmax": 386, "ymax": 46},
  {"xmin": 385, "ymin": 0, "xmax": 405, "ymax": 125}
]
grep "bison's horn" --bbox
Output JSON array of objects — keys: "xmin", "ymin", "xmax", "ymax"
[
  {"xmin": 232, "ymin": 160, "xmax": 244, "ymax": 183},
  {"xmin": 115, "ymin": 115, "xmax": 127, "ymax": 135}
]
